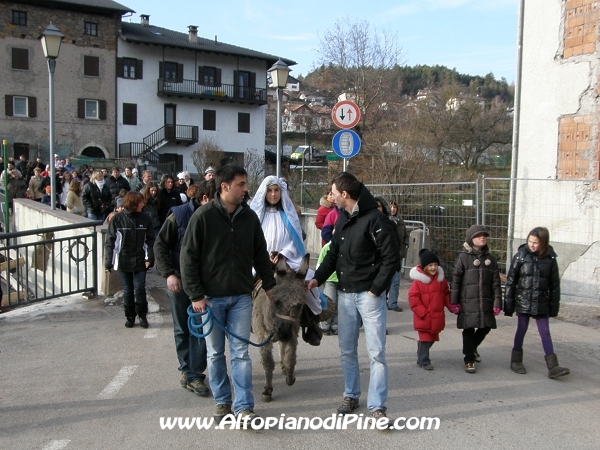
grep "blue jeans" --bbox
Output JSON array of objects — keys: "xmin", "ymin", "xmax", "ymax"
[
  {"xmin": 204, "ymin": 294, "xmax": 253, "ymax": 414},
  {"xmin": 337, "ymin": 291, "xmax": 388, "ymax": 412},
  {"xmin": 88, "ymin": 212, "xmax": 105, "ymax": 221},
  {"xmin": 118, "ymin": 270, "xmax": 147, "ymax": 316},
  {"xmin": 167, "ymin": 287, "xmax": 207, "ymax": 382},
  {"xmin": 387, "ymin": 271, "xmax": 400, "ymax": 309}
]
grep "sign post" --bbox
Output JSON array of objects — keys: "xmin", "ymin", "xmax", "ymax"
[{"xmin": 331, "ymin": 100, "xmax": 362, "ymax": 170}]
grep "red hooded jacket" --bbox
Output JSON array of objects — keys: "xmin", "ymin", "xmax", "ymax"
[{"xmin": 408, "ymin": 265, "xmax": 451, "ymax": 334}]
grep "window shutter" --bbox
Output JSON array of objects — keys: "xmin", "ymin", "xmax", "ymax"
[
  {"xmin": 233, "ymin": 70, "xmax": 239, "ymax": 97},
  {"xmin": 198, "ymin": 66, "xmax": 204, "ymax": 84},
  {"xmin": 12, "ymin": 48, "xmax": 28, "ymax": 70},
  {"xmin": 77, "ymin": 99, "xmax": 85, "ymax": 118},
  {"xmin": 215, "ymin": 68, "xmax": 222, "ymax": 87},
  {"xmin": 84, "ymin": 55, "xmax": 99, "ymax": 76},
  {"xmin": 28, "ymin": 96, "xmax": 36, "ymax": 118},
  {"xmin": 159, "ymin": 61, "xmax": 164, "ymax": 79},
  {"xmin": 250, "ymin": 72, "xmax": 256, "ymax": 88},
  {"xmin": 135, "ymin": 59, "xmax": 143, "ymax": 79},
  {"xmin": 5, "ymin": 95, "xmax": 14, "ymax": 116},
  {"xmin": 99, "ymin": 100, "xmax": 107, "ymax": 120},
  {"xmin": 177, "ymin": 63, "xmax": 184, "ymax": 82},
  {"xmin": 116, "ymin": 57, "xmax": 124, "ymax": 78}
]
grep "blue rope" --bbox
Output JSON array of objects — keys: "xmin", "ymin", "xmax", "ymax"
[{"xmin": 187, "ymin": 305, "xmax": 274, "ymax": 347}]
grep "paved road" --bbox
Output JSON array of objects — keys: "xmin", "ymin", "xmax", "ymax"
[{"xmin": 1, "ymin": 271, "xmax": 599, "ymax": 450}]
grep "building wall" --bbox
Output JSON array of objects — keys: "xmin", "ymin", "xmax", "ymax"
[
  {"xmin": 517, "ymin": 0, "xmax": 600, "ymax": 302},
  {"xmin": 117, "ymin": 39, "xmax": 268, "ymax": 173},
  {"xmin": 0, "ymin": 2, "xmax": 120, "ymax": 159}
]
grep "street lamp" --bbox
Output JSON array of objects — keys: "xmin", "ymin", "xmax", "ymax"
[
  {"xmin": 40, "ymin": 23, "xmax": 64, "ymax": 210},
  {"xmin": 268, "ymin": 59, "xmax": 290, "ymax": 178}
]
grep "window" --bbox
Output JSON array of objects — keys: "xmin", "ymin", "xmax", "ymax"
[
  {"xmin": 12, "ymin": 10, "xmax": 26, "ymax": 26},
  {"xmin": 84, "ymin": 22, "xmax": 98, "ymax": 36},
  {"xmin": 234, "ymin": 70, "xmax": 256, "ymax": 99},
  {"xmin": 198, "ymin": 66, "xmax": 221, "ymax": 86},
  {"xmin": 78, "ymin": 99, "xmax": 106, "ymax": 120},
  {"xmin": 117, "ymin": 58, "xmax": 143, "ymax": 79},
  {"xmin": 123, "ymin": 103, "xmax": 137, "ymax": 125},
  {"xmin": 5, "ymin": 95, "xmax": 36, "ymax": 118},
  {"xmin": 160, "ymin": 61, "xmax": 183, "ymax": 82},
  {"xmin": 85, "ymin": 100, "xmax": 98, "ymax": 119},
  {"xmin": 203, "ymin": 110, "xmax": 216, "ymax": 131},
  {"xmin": 238, "ymin": 113, "xmax": 250, "ymax": 133},
  {"xmin": 11, "ymin": 48, "xmax": 28, "ymax": 70},
  {"xmin": 13, "ymin": 97, "xmax": 27, "ymax": 117},
  {"xmin": 84, "ymin": 55, "xmax": 99, "ymax": 77}
]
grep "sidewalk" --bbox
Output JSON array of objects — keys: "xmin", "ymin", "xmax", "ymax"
[{"xmin": 1, "ymin": 272, "xmax": 599, "ymax": 449}]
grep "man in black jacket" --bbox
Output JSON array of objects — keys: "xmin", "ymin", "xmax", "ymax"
[
  {"xmin": 154, "ymin": 180, "xmax": 215, "ymax": 397},
  {"xmin": 307, "ymin": 172, "xmax": 399, "ymax": 425},
  {"xmin": 180, "ymin": 165, "xmax": 275, "ymax": 426},
  {"xmin": 107, "ymin": 167, "xmax": 130, "ymax": 206}
]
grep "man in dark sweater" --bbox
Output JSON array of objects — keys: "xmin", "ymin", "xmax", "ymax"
[
  {"xmin": 154, "ymin": 180, "xmax": 215, "ymax": 397},
  {"xmin": 180, "ymin": 165, "xmax": 275, "ymax": 426}
]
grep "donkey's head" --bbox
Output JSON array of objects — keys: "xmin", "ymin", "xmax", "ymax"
[{"xmin": 271, "ymin": 253, "xmax": 310, "ymax": 342}]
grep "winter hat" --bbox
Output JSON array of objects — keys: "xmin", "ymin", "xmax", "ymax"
[
  {"xmin": 419, "ymin": 248, "xmax": 439, "ymax": 269},
  {"xmin": 205, "ymin": 166, "xmax": 215, "ymax": 175},
  {"xmin": 116, "ymin": 197, "xmax": 124, "ymax": 208},
  {"xmin": 466, "ymin": 224, "xmax": 489, "ymax": 246},
  {"xmin": 131, "ymin": 168, "xmax": 138, "ymax": 174}
]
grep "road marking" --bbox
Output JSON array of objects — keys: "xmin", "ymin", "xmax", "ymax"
[
  {"xmin": 144, "ymin": 298, "xmax": 162, "ymax": 339},
  {"xmin": 42, "ymin": 440, "xmax": 70, "ymax": 450},
  {"xmin": 97, "ymin": 365, "xmax": 138, "ymax": 399}
]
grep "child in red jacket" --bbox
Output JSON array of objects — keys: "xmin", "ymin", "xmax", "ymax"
[{"xmin": 408, "ymin": 249, "xmax": 458, "ymax": 370}]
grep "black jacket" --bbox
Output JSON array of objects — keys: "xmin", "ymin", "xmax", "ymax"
[
  {"xmin": 82, "ymin": 181, "xmax": 112, "ymax": 216},
  {"xmin": 504, "ymin": 244, "xmax": 560, "ymax": 317},
  {"xmin": 105, "ymin": 209, "xmax": 155, "ymax": 272},
  {"xmin": 313, "ymin": 184, "xmax": 399, "ymax": 297},
  {"xmin": 180, "ymin": 195, "xmax": 275, "ymax": 300},
  {"xmin": 451, "ymin": 242, "xmax": 502, "ymax": 329},
  {"xmin": 107, "ymin": 175, "xmax": 131, "ymax": 203},
  {"xmin": 158, "ymin": 187, "xmax": 183, "ymax": 224}
]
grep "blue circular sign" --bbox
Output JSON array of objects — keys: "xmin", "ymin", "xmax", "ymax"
[{"xmin": 332, "ymin": 130, "xmax": 361, "ymax": 159}]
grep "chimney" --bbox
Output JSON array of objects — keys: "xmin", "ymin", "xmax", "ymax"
[
  {"xmin": 188, "ymin": 25, "xmax": 198, "ymax": 43},
  {"xmin": 140, "ymin": 15, "xmax": 150, "ymax": 26}
]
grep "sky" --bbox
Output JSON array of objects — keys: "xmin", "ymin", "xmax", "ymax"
[{"xmin": 119, "ymin": 0, "xmax": 518, "ymax": 83}]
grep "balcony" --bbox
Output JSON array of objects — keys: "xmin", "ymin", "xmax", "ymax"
[{"xmin": 157, "ymin": 78, "xmax": 267, "ymax": 105}]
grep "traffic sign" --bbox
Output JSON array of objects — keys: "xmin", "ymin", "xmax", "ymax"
[
  {"xmin": 332, "ymin": 130, "xmax": 361, "ymax": 159},
  {"xmin": 332, "ymin": 100, "xmax": 361, "ymax": 129}
]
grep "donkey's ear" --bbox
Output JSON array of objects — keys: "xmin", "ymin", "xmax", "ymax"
[
  {"xmin": 275, "ymin": 253, "xmax": 288, "ymax": 275},
  {"xmin": 298, "ymin": 253, "xmax": 310, "ymax": 277}
]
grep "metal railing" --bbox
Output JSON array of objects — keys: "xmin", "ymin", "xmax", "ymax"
[
  {"xmin": 158, "ymin": 78, "xmax": 267, "ymax": 104},
  {"xmin": 0, "ymin": 221, "xmax": 102, "ymax": 310},
  {"xmin": 119, "ymin": 125, "xmax": 198, "ymax": 162}
]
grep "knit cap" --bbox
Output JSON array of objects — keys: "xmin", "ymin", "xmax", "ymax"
[
  {"xmin": 116, "ymin": 197, "xmax": 124, "ymax": 208},
  {"xmin": 419, "ymin": 248, "xmax": 439, "ymax": 269},
  {"xmin": 466, "ymin": 224, "xmax": 489, "ymax": 246}
]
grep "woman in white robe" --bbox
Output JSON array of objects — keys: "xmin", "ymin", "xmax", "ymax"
[{"xmin": 250, "ymin": 176, "xmax": 325, "ymax": 345}]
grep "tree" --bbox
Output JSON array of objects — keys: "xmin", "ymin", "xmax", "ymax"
[
  {"xmin": 315, "ymin": 19, "xmax": 404, "ymax": 134},
  {"xmin": 190, "ymin": 138, "xmax": 224, "ymax": 175}
]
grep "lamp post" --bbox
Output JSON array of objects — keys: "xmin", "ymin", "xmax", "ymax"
[
  {"xmin": 268, "ymin": 59, "xmax": 290, "ymax": 178},
  {"xmin": 40, "ymin": 23, "xmax": 64, "ymax": 210}
]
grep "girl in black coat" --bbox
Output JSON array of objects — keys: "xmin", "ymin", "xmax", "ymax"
[
  {"xmin": 504, "ymin": 227, "xmax": 569, "ymax": 379},
  {"xmin": 105, "ymin": 191, "xmax": 155, "ymax": 329}
]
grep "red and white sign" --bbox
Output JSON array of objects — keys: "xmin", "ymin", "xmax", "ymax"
[{"xmin": 332, "ymin": 100, "xmax": 361, "ymax": 129}]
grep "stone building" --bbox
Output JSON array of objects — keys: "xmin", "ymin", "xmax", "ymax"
[{"xmin": 0, "ymin": 0, "xmax": 133, "ymax": 161}]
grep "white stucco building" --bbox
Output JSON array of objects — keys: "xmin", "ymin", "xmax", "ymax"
[{"xmin": 117, "ymin": 15, "xmax": 294, "ymax": 174}]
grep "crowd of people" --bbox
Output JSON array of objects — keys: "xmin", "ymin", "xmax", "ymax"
[{"xmin": 92, "ymin": 161, "xmax": 569, "ymax": 430}]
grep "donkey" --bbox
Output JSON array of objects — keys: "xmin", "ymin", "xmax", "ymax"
[{"xmin": 252, "ymin": 253, "xmax": 311, "ymax": 402}]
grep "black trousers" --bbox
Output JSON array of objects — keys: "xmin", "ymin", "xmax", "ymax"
[{"xmin": 462, "ymin": 327, "xmax": 491, "ymax": 363}]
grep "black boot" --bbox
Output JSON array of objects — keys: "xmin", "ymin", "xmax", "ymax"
[
  {"xmin": 135, "ymin": 304, "xmax": 149, "ymax": 329},
  {"xmin": 510, "ymin": 349, "xmax": 526, "ymax": 374},
  {"xmin": 545, "ymin": 353, "xmax": 570, "ymax": 379},
  {"xmin": 124, "ymin": 305, "xmax": 136, "ymax": 328}
]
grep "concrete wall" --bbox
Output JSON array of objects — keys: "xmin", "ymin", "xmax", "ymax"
[{"xmin": 516, "ymin": 0, "xmax": 600, "ymax": 303}]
